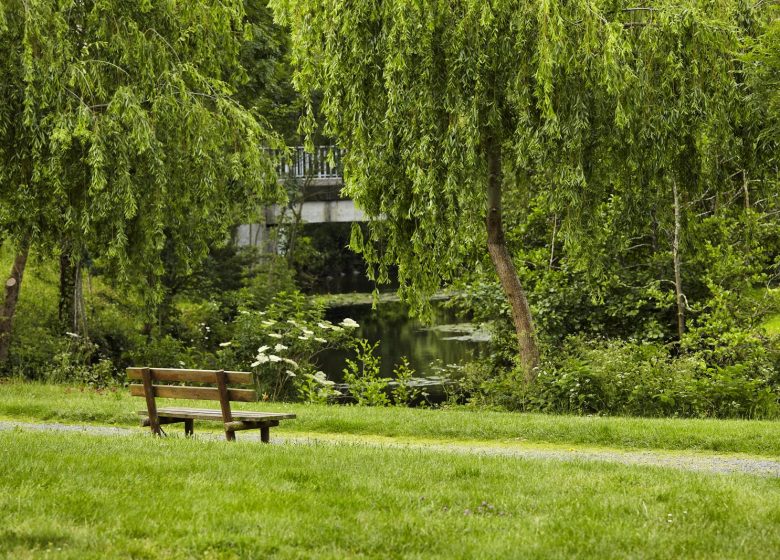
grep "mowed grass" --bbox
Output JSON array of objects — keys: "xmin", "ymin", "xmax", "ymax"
[
  {"xmin": 1, "ymin": 431, "xmax": 780, "ymax": 560},
  {"xmin": 2, "ymin": 381, "xmax": 780, "ymax": 456}
]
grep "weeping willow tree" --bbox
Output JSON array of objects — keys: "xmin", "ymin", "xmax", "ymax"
[
  {"xmin": 271, "ymin": 0, "xmax": 773, "ymax": 381},
  {"xmin": 272, "ymin": 0, "xmax": 633, "ymax": 381},
  {"xmin": 0, "ymin": 0, "xmax": 284, "ymax": 361},
  {"xmin": 568, "ymin": 1, "xmax": 759, "ymax": 340}
]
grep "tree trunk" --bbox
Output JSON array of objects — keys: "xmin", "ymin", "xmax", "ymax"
[
  {"xmin": 73, "ymin": 259, "xmax": 88, "ymax": 338},
  {"xmin": 549, "ymin": 213, "xmax": 558, "ymax": 269},
  {"xmin": 0, "ymin": 239, "xmax": 30, "ymax": 363},
  {"xmin": 672, "ymin": 181, "xmax": 685, "ymax": 339},
  {"xmin": 59, "ymin": 248, "xmax": 76, "ymax": 331},
  {"xmin": 485, "ymin": 138, "xmax": 540, "ymax": 382},
  {"xmin": 59, "ymin": 247, "xmax": 88, "ymax": 337}
]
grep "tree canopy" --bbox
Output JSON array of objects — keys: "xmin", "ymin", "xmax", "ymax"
[
  {"xmin": 271, "ymin": 0, "xmax": 776, "ymax": 379},
  {"xmin": 0, "ymin": 0, "xmax": 285, "ymax": 282},
  {"xmin": 0, "ymin": 0, "xmax": 285, "ymax": 356}
]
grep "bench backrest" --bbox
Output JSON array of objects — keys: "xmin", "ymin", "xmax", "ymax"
[
  {"xmin": 127, "ymin": 367, "xmax": 256, "ymax": 402},
  {"xmin": 128, "ymin": 367, "xmax": 257, "ymax": 437}
]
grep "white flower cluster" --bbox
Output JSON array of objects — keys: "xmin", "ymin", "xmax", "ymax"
[
  {"xmin": 251, "ymin": 344, "xmax": 299, "ymax": 369},
  {"xmin": 247, "ymin": 314, "xmax": 360, "ymax": 371},
  {"xmin": 256, "ymin": 316, "xmax": 359, "ymax": 341}
]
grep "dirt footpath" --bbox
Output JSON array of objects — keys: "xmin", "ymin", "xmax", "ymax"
[{"xmin": 3, "ymin": 420, "xmax": 779, "ymax": 477}]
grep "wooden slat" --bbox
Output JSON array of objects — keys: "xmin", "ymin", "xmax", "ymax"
[
  {"xmin": 231, "ymin": 412, "xmax": 295, "ymax": 420},
  {"xmin": 156, "ymin": 407, "xmax": 223, "ymax": 416},
  {"xmin": 155, "ymin": 406, "xmax": 294, "ymax": 415},
  {"xmin": 129, "ymin": 384, "xmax": 256, "ymax": 402},
  {"xmin": 139, "ymin": 408, "xmax": 296, "ymax": 421},
  {"xmin": 126, "ymin": 367, "xmax": 253, "ymax": 385}
]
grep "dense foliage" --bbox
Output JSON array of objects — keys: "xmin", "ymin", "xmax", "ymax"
[{"xmin": 0, "ymin": 0, "xmax": 285, "ymax": 357}]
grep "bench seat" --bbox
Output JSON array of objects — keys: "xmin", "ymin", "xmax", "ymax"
[
  {"xmin": 142, "ymin": 407, "xmax": 297, "ymax": 421},
  {"xmin": 137, "ymin": 407, "xmax": 297, "ymax": 441}
]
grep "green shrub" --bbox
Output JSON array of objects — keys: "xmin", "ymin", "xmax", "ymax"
[
  {"xmin": 391, "ymin": 356, "xmax": 420, "ymax": 406},
  {"xmin": 342, "ymin": 339, "xmax": 391, "ymax": 407},
  {"xmin": 464, "ymin": 335, "xmax": 780, "ymax": 419},
  {"xmin": 122, "ymin": 334, "xmax": 210, "ymax": 370},
  {"xmin": 297, "ymin": 370, "xmax": 342, "ymax": 404},
  {"xmin": 221, "ymin": 291, "xmax": 360, "ymax": 399}
]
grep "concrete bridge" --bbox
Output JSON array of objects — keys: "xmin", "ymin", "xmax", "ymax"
[{"xmin": 236, "ymin": 146, "xmax": 365, "ymax": 249}]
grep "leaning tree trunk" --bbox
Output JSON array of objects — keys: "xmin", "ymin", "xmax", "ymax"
[
  {"xmin": 485, "ymin": 138, "xmax": 540, "ymax": 382},
  {"xmin": 0, "ymin": 239, "xmax": 30, "ymax": 363}
]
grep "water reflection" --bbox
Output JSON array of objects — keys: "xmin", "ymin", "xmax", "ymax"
[{"xmin": 317, "ymin": 300, "xmax": 487, "ymax": 381}]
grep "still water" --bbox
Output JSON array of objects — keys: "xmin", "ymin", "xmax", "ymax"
[{"xmin": 317, "ymin": 300, "xmax": 488, "ymax": 381}]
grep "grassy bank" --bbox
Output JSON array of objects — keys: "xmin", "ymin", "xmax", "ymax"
[
  {"xmin": 2, "ymin": 431, "xmax": 780, "ymax": 559},
  {"xmin": 2, "ymin": 381, "xmax": 780, "ymax": 456}
]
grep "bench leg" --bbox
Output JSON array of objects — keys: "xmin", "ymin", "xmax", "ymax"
[
  {"xmin": 184, "ymin": 419, "xmax": 194, "ymax": 437},
  {"xmin": 225, "ymin": 429, "xmax": 236, "ymax": 442},
  {"xmin": 260, "ymin": 425, "xmax": 270, "ymax": 443}
]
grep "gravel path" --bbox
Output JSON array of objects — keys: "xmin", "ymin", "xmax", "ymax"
[{"xmin": 3, "ymin": 420, "xmax": 780, "ymax": 477}]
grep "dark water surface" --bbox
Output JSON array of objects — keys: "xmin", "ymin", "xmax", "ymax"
[{"xmin": 317, "ymin": 300, "xmax": 488, "ymax": 381}]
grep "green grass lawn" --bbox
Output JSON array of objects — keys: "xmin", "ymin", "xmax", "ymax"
[
  {"xmin": 2, "ymin": 380, "xmax": 780, "ymax": 457},
  {"xmin": 1, "ymin": 430, "xmax": 780, "ymax": 560}
]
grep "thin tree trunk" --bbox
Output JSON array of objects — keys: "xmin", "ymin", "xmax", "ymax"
[
  {"xmin": 743, "ymin": 170, "xmax": 750, "ymax": 211},
  {"xmin": 59, "ymin": 248, "xmax": 75, "ymax": 330},
  {"xmin": 485, "ymin": 138, "xmax": 540, "ymax": 382},
  {"xmin": 0, "ymin": 239, "xmax": 30, "ymax": 363},
  {"xmin": 549, "ymin": 213, "xmax": 558, "ymax": 269},
  {"xmin": 672, "ymin": 181, "xmax": 685, "ymax": 339},
  {"xmin": 73, "ymin": 259, "xmax": 88, "ymax": 338},
  {"xmin": 59, "ymin": 246, "xmax": 89, "ymax": 337}
]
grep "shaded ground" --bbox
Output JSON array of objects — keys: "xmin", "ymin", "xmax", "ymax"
[{"xmin": 3, "ymin": 420, "xmax": 780, "ymax": 478}]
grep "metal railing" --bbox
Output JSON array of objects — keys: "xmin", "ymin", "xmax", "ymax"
[{"xmin": 272, "ymin": 146, "xmax": 344, "ymax": 180}]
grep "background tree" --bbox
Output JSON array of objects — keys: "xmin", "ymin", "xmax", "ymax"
[{"xmin": 0, "ymin": 0, "xmax": 284, "ymax": 361}]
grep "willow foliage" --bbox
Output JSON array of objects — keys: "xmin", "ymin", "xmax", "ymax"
[
  {"xmin": 273, "ymin": 0, "xmax": 773, "ymax": 314},
  {"xmin": 744, "ymin": 7, "xmax": 780, "ymax": 164},
  {"xmin": 0, "ymin": 0, "xmax": 284, "ymax": 308},
  {"xmin": 272, "ymin": 0, "xmax": 631, "ymax": 316}
]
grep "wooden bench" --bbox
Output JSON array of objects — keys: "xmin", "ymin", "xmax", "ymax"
[{"xmin": 128, "ymin": 367, "xmax": 296, "ymax": 442}]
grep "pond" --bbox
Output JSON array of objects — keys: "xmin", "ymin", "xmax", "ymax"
[{"xmin": 317, "ymin": 299, "xmax": 489, "ymax": 381}]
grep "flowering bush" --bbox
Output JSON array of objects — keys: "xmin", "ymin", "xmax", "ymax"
[{"xmin": 211, "ymin": 291, "xmax": 360, "ymax": 400}]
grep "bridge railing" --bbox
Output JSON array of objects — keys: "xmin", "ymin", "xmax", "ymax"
[{"xmin": 272, "ymin": 146, "xmax": 344, "ymax": 181}]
